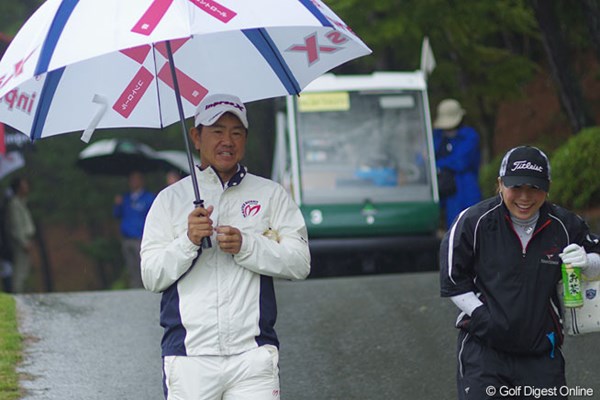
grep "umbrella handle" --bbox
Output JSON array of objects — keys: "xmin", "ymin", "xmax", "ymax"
[
  {"xmin": 194, "ymin": 200, "xmax": 213, "ymax": 249},
  {"xmin": 201, "ymin": 236, "xmax": 212, "ymax": 250}
]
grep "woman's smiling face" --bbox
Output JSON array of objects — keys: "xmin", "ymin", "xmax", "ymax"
[{"xmin": 499, "ymin": 178, "xmax": 548, "ymax": 220}]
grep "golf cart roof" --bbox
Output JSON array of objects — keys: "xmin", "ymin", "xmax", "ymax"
[{"xmin": 301, "ymin": 71, "xmax": 427, "ymax": 93}]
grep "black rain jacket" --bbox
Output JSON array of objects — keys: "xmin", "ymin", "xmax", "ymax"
[{"xmin": 440, "ymin": 195, "xmax": 600, "ymax": 355}]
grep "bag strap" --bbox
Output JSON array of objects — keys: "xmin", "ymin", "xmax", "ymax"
[{"xmin": 436, "ymin": 135, "xmax": 452, "ymax": 158}]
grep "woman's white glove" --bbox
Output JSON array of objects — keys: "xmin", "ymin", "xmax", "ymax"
[{"xmin": 559, "ymin": 244, "xmax": 588, "ymax": 269}]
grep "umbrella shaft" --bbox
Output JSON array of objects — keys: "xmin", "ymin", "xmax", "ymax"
[
  {"xmin": 165, "ymin": 40, "xmax": 211, "ymax": 249},
  {"xmin": 165, "ymin": 40, "xmax": 201, "ymax": 203}
]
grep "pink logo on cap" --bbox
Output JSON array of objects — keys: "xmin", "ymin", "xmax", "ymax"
[{"xmin": 205, "ymin": 100, "xmax": 244, "ymax": 112}]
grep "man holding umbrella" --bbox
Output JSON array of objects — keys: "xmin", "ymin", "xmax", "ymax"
[{"xmin": 141, "ymin": 94, "xmax": 311, "ymax": 399}]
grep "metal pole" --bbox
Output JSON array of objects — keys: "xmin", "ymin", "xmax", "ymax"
[{"xmin": 165, "ymin": 40, "xmax": 211, "ymax": 249}]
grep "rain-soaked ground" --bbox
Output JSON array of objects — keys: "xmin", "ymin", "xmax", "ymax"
[{"xmin": 15, "ymin": 272, "xmax": 600, "ymax": 400}]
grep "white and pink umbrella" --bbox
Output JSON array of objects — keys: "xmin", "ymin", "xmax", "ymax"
[
  {"xmin": 0, "ymin": 0, "xmax": 371, "ymax": 246},
  {"xmin": 0, "ymin": 0, "xmax": 370, "ymax": 138}
]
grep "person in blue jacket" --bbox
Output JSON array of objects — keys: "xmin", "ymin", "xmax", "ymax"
[
  {"xmin": 113, "ymin": 171, "xmax": 155, "ymax": 288},
  {"xmin": 433, "ymin": 98, "xmax": 482, "ymax": 229}
]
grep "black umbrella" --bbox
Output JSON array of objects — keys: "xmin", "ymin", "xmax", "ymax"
[
  {"xmin": 76, "ymin": 138, "xmax": 164, "ymax": 176},
  {"xmin": 154, "ymin": 150, "xmax": 199, "ymax": 176}
]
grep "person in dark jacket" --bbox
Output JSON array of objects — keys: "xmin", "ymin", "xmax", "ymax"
[
  {"xmin": 113, "ymin": 171, "xmax": 155, "ymax": 288},
  {"xmin": 440, "ymin": 146, "xmax": 600, "ymax": 400},
  {"xmin": 433, "ymin": 99, "xmax": 482, "ymax": 229},
  {"xmin": 6, "ymin": 177, "xmax": 35, "ymax": 293}
]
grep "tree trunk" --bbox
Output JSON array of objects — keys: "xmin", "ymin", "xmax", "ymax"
[
  {"xmin": 530, "ymin": 0, "xmax": 594, "ymax": 134},
  {"xmin": 476, "ymin": 95, "xmax": 495, "ymax": 165},
  {"xmin": 581, "ymin": 0, "xmax": 600, "ymax": 61}
]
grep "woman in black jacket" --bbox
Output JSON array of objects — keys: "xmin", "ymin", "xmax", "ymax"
[{"xmin": 440, "ymin": 146, "xmax": 600, "ymax": 400}]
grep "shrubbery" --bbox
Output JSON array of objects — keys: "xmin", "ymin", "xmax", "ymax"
[
  {"xmin": 478, "ymin": 127, "xmax": 600, "ymax": 212},
  {"xmin": 550, "ymin": 127, "xmax": 600, "ymax": 211},
  {"xmin": 478, "ymin": 153, "xmax": 504, "ymax": 199}
]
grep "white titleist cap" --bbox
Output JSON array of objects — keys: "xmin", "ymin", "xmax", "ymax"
[{"xmin": 194, "ymin": 94, "xmax": 248, "ymax": 128}]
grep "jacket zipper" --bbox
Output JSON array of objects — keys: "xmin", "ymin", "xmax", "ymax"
[
  {"xmin": 524, "ymin": 219, "xmax": 552, "ymax": 255},
  {"xmin": 508, "ymin": 215, "xmax": 562, "ymax": 354},
  {"xmin": 505, "ymin": 215, "xmax": 551, "ymax": 257}
]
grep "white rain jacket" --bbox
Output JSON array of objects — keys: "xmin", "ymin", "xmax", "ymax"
[{"xmin": 141, "ymin": 166, "xmax": 310, "ymax": 356}]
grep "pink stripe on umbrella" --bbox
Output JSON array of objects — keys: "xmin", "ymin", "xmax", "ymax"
[
  {"xmin": 188, "ymin": 0, "xmax": 237, "ymax": 23},
  {"xmin": 113, "ymin": 67, "xmax": 155, "ymax": 118},
  {"xmin": 154, "ymin": 38, "xmax": 190, "ymax": 59},
  {"xmin": 0, "ymin": 123, "xmax": 5, "ymax": 155},
  {"xmin": 132, "ymin": 0, "xmax": 174, "ymax": 36},
  {"xmin": 120, "ymin": 45, "xmax": 152, "ymax": 64},
  {"xmin": 132, "ymin": 0, "xmax": 236, "ymax": 37},
  {"xmin": 158, "ymin": 63, "xmax": 207, "ymax": 106}
]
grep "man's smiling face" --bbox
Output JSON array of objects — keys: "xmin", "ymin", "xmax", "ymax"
[{"xmin": 191, "ymin": 112, "xmax": 247, "ymax": 182}]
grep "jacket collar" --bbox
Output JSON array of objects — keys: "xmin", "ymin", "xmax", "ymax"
[{"xmin": 197, "ymin": 164, "xmax": 248, "ymax": 188}]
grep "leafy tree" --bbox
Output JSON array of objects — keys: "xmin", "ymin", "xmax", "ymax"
[
  {"xmin": 328, "ymin": 0, "xmax": 540, "ymax": 162},
  {"xmin": 0, "ymin": 1, "xmax": 40, "ymax": 33},
  {"xmin": 1, "ymin": 0, "xmax": 599, "ymax": 290},
  {"xmin": 530, "ymin": 0, "xmax": 595, "ymax": 134},
  {"xmin": 582, "ymin": 0, "xmax": 600, "ymax": 61}
]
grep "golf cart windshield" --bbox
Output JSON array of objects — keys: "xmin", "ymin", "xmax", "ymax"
[{"xmin": 296, "ymin": 90, "xmax": 433, "ymax": 205}]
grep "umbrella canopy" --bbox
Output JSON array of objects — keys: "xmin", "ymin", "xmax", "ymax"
[
  {"xmin": 76, "ymin": 138, "xmax": 163, "ymax": 175},
  {"xmin": 0, "ymin": 0, "xmax": 371, "ymax": 248},
  {"xmin": 0, "ymin": 0, "xmax": 371, "ymax": 140},
  {"xmin": 0, "ymin": 151, "xmax": 25, "ymax": 180}
]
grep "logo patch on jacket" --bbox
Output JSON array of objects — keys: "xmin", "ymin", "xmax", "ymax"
[
  {"xmin": 241, "ymin": 200, "xmax": 261, "ymax": 217},
  {"xmin": 540, "ymin": 246, "xmax": 560, "ymax": 265},
  {"xmin": 586, "ymin": 288, "xmax": 597, "ymax": 300}
]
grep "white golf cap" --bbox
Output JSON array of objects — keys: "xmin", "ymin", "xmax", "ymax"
[
  {"xmin": 194, "ymin": 94, "xmax": 248, "ymax": 128},
  {"xmin": 433, "ymin": 98, "xmax": 465, "ymax": 130}
]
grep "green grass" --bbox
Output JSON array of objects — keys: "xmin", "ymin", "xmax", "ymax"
[{"xmin": 0, "ymin": 294, "xmax": 21, "ymax": 400}]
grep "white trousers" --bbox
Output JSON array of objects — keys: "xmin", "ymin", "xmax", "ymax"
[{"xmin": 163, "ymin": 345, "xmax": 280, "ymax": 400}]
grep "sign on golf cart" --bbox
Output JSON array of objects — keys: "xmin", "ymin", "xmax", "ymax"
[{"xmin": 272, "ymin": 71, "xmax": 441, "ymax": 276}]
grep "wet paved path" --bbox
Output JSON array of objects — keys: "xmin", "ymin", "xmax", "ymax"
[
  {"xmin": 15, "ymin": 272, "xmax": 600, "ymax": 399},
  {"xmin": 17, "ymin": 290, "xmax": 162, "ymax": 399}
]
